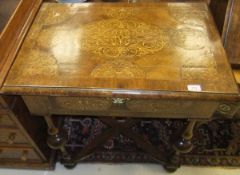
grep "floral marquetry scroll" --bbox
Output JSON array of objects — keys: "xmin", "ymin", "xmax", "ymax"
[
  {"xmin": 91, "ymin": 60, "xmax": 145, "ymax": 78},
  {"xmin": 80, "ymin": 19, "xmax": 168, "ymax": 58},
  {"xmin": 105, "ymin": 7, "xmax": 137, "ymax": 19},
  {"xmin": 51, "ymin": 97, "xmax": 112, "ymax": 111},
  {"xmin": 126, "ymin": 99, "xmax": 219, "ymax": 118}
]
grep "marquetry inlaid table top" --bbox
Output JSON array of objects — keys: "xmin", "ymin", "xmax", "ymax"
[{"xmin": 2, "ymin": 2, "xmax": 238, "ymax": 100}]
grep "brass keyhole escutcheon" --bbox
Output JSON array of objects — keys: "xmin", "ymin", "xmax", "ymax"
[{"xmin": 112, "ymin": 98, "xmax": 129, "ymax": 105}]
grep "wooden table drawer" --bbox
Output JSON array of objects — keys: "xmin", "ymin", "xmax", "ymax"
[
  {"xmin": 126, "ymin": 99, "xmax": 220, "ymax": 118},
  {"xmin": 52, "ymin": 97, "xmax": 112, "ymax": 111},
  {"xmin": 0, "ymin": 114, "xmax": 16, "ymax": 127},
  {"xmin": 23, "ymin": 96, "xmax": 220, "ymax": 119},
  {"xmin": 0, "ymin": 128, "xmax": 28, "ymax": 145},
  {"xmin": 0, "ymin": 147, "xmax": 41, "ymax": 162},
  {"xmin": 52, "ymin": 97, "xmax": 219, "ymax": 118}
]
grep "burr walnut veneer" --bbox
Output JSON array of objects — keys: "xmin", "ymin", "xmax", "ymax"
[{"xmin": 1, "ymin": 2, "xmax": 240, "ymax": 171}]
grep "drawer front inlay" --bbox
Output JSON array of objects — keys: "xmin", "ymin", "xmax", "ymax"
[
  {"xmin": 23, "ymin": 96, "xmax": 220, "ymax": 119},
  {"xmin": 51, "ymin": 97, "xmax": 112, "ymax": 111},
  {"xmin": 126, "ymin": 100, "xmax": 219, "ymax": 117}
]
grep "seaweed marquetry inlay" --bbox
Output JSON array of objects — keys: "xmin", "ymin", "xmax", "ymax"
[
  {"xmin": 80, "ymin": 19, "xmax": 167, "ymax": 58},
  {"xmin": 91, "ymin": 60, "xmax": 145, "ymax": 78},
  {"xmin": 53, "ymin": 97, "xmax": 112, "ymax": 111}
]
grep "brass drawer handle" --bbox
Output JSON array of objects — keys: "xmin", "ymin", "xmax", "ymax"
[
  {"xmin": 21, "ymin": 150, "xmax": 28, "ymax": 161},
  {"xmin": 112, "ymin": 98, "xmax": 129, "ymax": 105},
  {"xmin": 8, "ymin": 132, "xmax": 16, "ymax": 145}
]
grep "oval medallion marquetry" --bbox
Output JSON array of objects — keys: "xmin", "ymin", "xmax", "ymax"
[{"xmin": 80, "ymin": 19, "xmax": 168, "ymax": 58}]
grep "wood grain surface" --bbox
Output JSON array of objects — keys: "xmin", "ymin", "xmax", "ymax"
[
  {"xmin": 0, "ymin": 0, "xmax": 43, "ymax": 89},
  {"xmin": 3, "ymin": 2, "xmax": 238, "ymax": 99}
]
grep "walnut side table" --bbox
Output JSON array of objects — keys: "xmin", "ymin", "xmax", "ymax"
[{"xmin": 2, "ymin": 2, "xmax": 240, "ymax": 172}]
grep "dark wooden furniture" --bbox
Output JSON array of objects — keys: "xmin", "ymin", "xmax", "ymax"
[
  {"xmin": 0, "ymin": 95, "xmax": 54, "ymax": 169},
  {"xmin": 209, "ymin": 0, "xmax": 240, "ymax": 66},
  {"xmin": 1, "ymin": 2, "xmax": 239, "ymax": 172},
  {"xmin": 222, "ymin": 0, "xmax": 240, "ymax": 67},
  {"xmin": 0, "ymin": 0, "xmax": 20, "ymax": 32},
  {"xmin": 0, "ymin": 0, "xmax": 55, "ymax": 169},
  {"xmin": 209, "ymin": 0, "xmax": 229, "ymax": 36}
]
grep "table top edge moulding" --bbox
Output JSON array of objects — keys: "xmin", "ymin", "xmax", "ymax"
[
  {"xmin": 1, "ymin": 86, "xmax": 240, "ymax": 102},
  {"xmin": 2, "ymin": 2, "xmax": 239, "ymax": 101},
  {"xmin": 0, "ymin": 0, "xmax": 43, "ymax": 90}
]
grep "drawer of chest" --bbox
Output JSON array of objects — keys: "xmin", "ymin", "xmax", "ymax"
[
  {"xmin": 24, "ymin": 96, "xmax": 219, "ymax": 118},
  {"xmin": 0, "ymin": 128, "xmax": 29, "ymax": 145},
  {"xmin": 0, "ymin": 95, "xmax": 17, "ymax": 109},
  {"xmin": 0, "ymin": 98, "xmax": 5, "ymax": 109},
  {"xmin": 0, "ymin": 147, "xmax": 41, "ymax": 162},
  {"xmin": 0, "ymin": 113, "xmax": 16, "ymax": 127}
]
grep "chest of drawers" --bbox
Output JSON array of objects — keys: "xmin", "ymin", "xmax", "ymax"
[
  {"xmin": 0, "ymin": 0, "xmax": 56, "ymax": 169},
  {"xmin": 209, "ymin": 0, "xmax": 240, "ymax": 66},
  {"xmin": 0, "ymin": 96, "xmax": 55, "ymax": 169}
]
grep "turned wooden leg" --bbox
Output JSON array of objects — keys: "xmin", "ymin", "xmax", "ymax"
[
  {"xmin": 174, "ymin": 120, "xmax": 197, "ymax": 154},
  {"xmin": 44, "ymin": 115, "xmax": 70, "ymax": 159},
  {"xmin": 163, "ymin": 151, "xmax": 180, "ymax": 173},
  {"xmin": 164, "ymin": 120, "xmax": 197, "ymax": 172}
]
